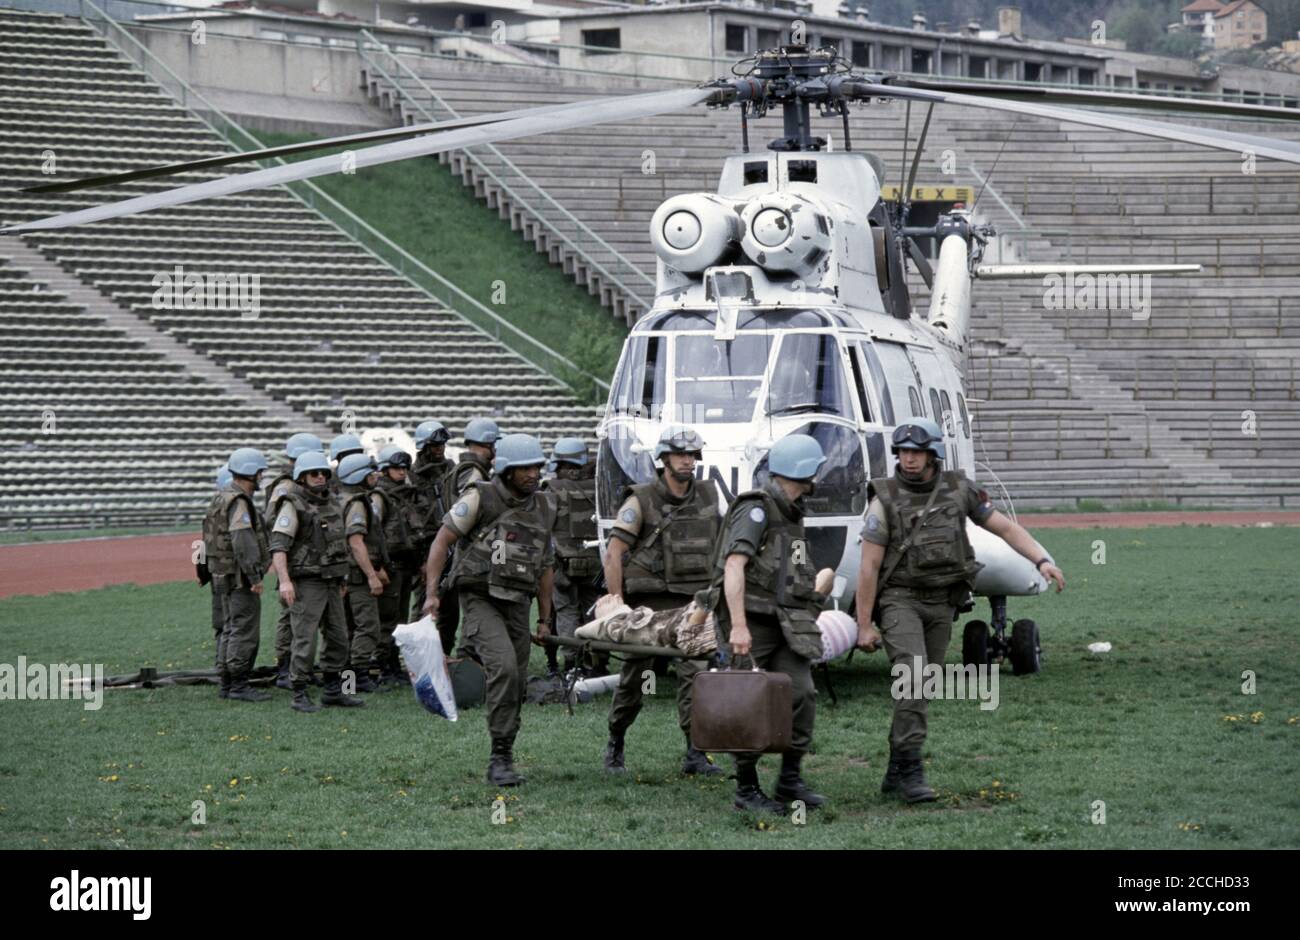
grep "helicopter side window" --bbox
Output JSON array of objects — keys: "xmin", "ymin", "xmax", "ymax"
[
  {"xmin": 766, "ymin": 333, "xmax": 851, "ymax": 419},
  {"xmin": 848, "ymin": 343, "xmax": 872, "ymax": 422},
  {"xmin": 612, "ymin": 335, "xmax": 667, "ymax": 420},
  {"xmin": 957, "ymin": 393, "xmax": 971, "ymax": 438},
  {"xmin": 673, "ymin": 333, "xmax": 770, "ymax": 423},
  {"xmin": 939, "ymin": 390, "xmax": 955, "ymax": 436},
  {"xmin": 859, "ymin": 343, "xmax": 895, "ymax": 426},
  {"xmin": 873, "ymin": 340, "xmax": 919, "ymax": 422},
  {"xmin": 928, "ymin": 388, "xmax": 942, "ymax": 425}
]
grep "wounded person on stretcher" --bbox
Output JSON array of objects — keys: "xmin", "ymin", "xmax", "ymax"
[{"xmin": 575, "ymin": 569, "xmax": 837, "ymax": 657}]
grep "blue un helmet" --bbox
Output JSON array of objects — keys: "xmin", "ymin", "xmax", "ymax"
[
  {"xmin": 464, "ymin": 417, "xmax": 501, "ymax": 447},
  {"xmin": 890, "ymin": 418, "xmax": 945, "ymax": 463},
  {"xmin": 377, "ymin": 444, "xmax": 412, "ymax": 471},
  {"xmin": 329, "ymin": 432, "xmax": 364, "ymax": 462},
  {"xmin": 653, "ymin": 424, "xmax": 705, "ymax": 461},
  {"xmin": 215, "ymin": 464, "xmax": 233, "ymax": 489},
  {"xmin": 227, "ymin": 447, "xmax": 269, "ymax": 480},
  {"xmin": 293, "ymin": 450, "xmax": 332, "ymax": 482},
  {"xmin": 413, "ymin": 420, "xmax": 449, "ymax": 448},
  {"xmin": 493, "ymin": 433, "xmax": 547, "ymax": 476},
  {"xmin": 547, "ymin": 437, "xmax": 589, "ymax": 472},
  {"xmin": 284, "ymin": 432, "xmax": 324, "ymax": 461},
  {"xmin": 337, "ymin": 453, "xmax": 378, "ymax": 486},
  {"xmin": 767, "ymin": 433, "xmax": 827, "ymax": 481}
]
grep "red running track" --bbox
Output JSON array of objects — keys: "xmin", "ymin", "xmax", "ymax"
[{"xmin": 2, "ymin": 512, "xmax": 1298, "ymax": 599}]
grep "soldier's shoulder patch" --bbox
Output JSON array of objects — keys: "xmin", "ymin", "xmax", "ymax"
[
  {"xmin": 239, "ymin": 512, "xmax": 250, "ymax": 524},
  {"xmin": 276, "ymin": 514, "xmax": 291, "ymax": 527},
  {"xmin": 748, "ymin": 506, "xmax": 766, "ymax": 524},
  {"xmin": 866, "ymin": 513, "xmax": 881, "ymax": 532},
  {"xmin": 453, "ymin": 501, "xmax": 470, "ymax": 517},
  {"xmin": 620, "ymin": 507, "xmax": 637, "ymax": 524}
]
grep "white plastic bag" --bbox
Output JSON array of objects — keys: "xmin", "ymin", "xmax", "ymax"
[{"xmin": 393, "ymin": 615, "xmax": 458, "ymax": 721}]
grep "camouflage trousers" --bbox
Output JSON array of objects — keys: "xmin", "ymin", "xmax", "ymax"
[{"xmin": 877, "ymin": 585, "xmax": 955, "ymax": 751}]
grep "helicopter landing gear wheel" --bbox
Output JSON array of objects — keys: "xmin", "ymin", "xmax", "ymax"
[
  {"xmin": 962, "ymin": 620, "xmax": 990, "ymax": 668},
  {"xmin": 1010, "ymin": 618, "xmax": 1041, "ymax": 675}
]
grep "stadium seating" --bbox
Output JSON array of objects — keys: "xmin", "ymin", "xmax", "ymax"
[{"xmin": 0, "ymin": 7, "xmax": 600, "ymax": 527}]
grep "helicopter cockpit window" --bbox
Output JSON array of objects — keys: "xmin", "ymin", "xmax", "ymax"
[
  {"xmin": 753, "ymin": 422, "xmax": 866, "ymax": 517},
  {"xmin": 611, "ymin": 335, "xmax": 667, "ymax": 419},
  {"xmin": 859, "ymin": 342, "xmax": 894, "ymax": 425},
  {"xmin": 640, "ymin": 310, "xmax": 714, "ymax": 332},
  {"xmin": 766, "ymin": 333, "xmax": 851, "ymax": 419},
  {"xmin": 596, "ymin": 434, "xmax": 655, "ymax": 521},
  {"xmin": 743, "ymin": 162, "xmax": 768, "ymax": 185},
  {"xmin": 737, "ymin": 309, "xmax": 828, "ymax": 330},
  {"xmin": 674, "ymin": 334, "xmax": 772, "ymax": 423}
]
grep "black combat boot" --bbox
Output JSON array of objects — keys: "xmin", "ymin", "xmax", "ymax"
[
  {"xmin": 217, "ymin": 668, "xmax": 231, "ymax": 700},
  {"xmin": 603, "ymin": 730, "xmax": 626, "ymax": 774},
  {"xmin": 321, "ymin": 671, "xmax": 366, "ymax": 708},
  {"xmin": 291, "ymin": 681, "xmax": 320, "ymax": 713},
  {"xmin": 487, "ymin": 740, "xmax": 524, "ymax": 786},
  {"xmin": 773, "ymin": 751, "xmax": 826, "ymax": 808},
  {"xmin": 681, "ymin": 739, "xmax": 724, "ymax": 777},
  {"xmin": 348, "ymin": 663, "xmax": 377, "ymax": 693},
  {"xmin": 733, "ymin": 760, "xmax": 787, "ymax": 815},
  {"xmin": 376, "ymin": 648, "xmax": 402, "ymax": 689},
  {"xmin": 227, "ymin": 672, "xmax": 271, "ymax": 703},
  {"xmin": 274, "ymin": 656, "xmax": 292, "ymax": 691},
  {"xmin": 890, "ymin": 748, "xmax": 936, "ymax": 803},
  {"xmin": 880, "ymin": 748, "xmax": 904, "ymax": 795}
]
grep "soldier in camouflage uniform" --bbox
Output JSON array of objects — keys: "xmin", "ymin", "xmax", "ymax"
[
  {"xmin": 407, "ymin": 420, "xmax": 451, "ymax": 630},
  {"xmin": 427, "ymin": 417, "xmax": 499, "ymax": 658},
  {"xmin": 269, "ymin": 451, "xmax": 366, "ymax": 713},
  {"xmin": 337, "ymin": 452, "xmax": 390, "ymax": 693},
  {"xmin": 708, "ymin": 433, "xmax": 829, "ymax": 814},
  {"xmin": 602, "ymin": 425, "xmax": 723, "ymax": 778},
  {"xmin": 375, "ymin": 443, "xmax": 422, "ymax": 685},
  {"xmin": 422, "ymin": 433, "xmax": 555, "ymax": 786},
  {"xmin": 264, "ymin": 433, "xmax": 324, "ymax": 690},
  {"xmin": 203, "ymin": 464, "xmax": 233, "ymax": 669},
  {"xmin": 541, "ymin": 438, "xmax": 604, "ymax": 677},
  {"xmin": 202, "ymin": 448, "xmax": 271, "ymax": 703},
  {"xmin": 855, "ymin": 419, "xmax": 1065, "ymax": 802}
]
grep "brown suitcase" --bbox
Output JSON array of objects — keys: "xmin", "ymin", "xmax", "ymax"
[{"xmin": 691, "ymin": 667, "xmax": 793, "ymax": 754}]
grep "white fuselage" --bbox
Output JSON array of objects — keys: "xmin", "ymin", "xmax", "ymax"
[{"xmin": 595, "ymin": 149, "xmax": 1048, "ymax": 607}]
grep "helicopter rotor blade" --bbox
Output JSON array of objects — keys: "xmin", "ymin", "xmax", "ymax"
[
  {"xmin": 846, "ymin": 81, "xmax": 1300, "ymax": 167},
  {"xmin": 893, "ymin": 79, "xmax": 1300, "ymax": 123},
  {"xmin": 904, "ymin": 236, "xmax": 934, "ymax": 289},
  {"xmin": 19, "ymin": 102, "xmax": 588, "ymax": 195},
  {"xmin": 1, "ymin": 87, "xmax": 713, "ymax": 235},
  {"xmin": 902, "ymin": 102, "xmax": 934, "ymax": 212}
]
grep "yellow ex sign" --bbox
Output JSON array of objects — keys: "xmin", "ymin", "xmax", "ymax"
[{"xmin": 880, "ymin": 185, "xmax": 974, "ymax": 203}]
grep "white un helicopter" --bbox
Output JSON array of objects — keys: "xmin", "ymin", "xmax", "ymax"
[{"xmin": 8, "ymin": 44, "xmax": 1300, "ymax": 668}]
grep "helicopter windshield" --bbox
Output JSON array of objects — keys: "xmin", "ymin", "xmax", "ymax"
[
  {"xmin": 765, "ymin": 332, "xmax": 852, "ymax": 419},
  {"xmin": 610, "ymin": 311, "xmax": 853, "ymax": 425},
  {"xmin": 674, "ymin": 334, "xmax": 772, "ymax": 423}
]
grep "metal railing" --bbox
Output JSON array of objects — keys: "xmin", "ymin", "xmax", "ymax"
[
  {"xmin": 356, "ymin": 29, "xmax": 656, "ymax": 320},
  {"xmin": 66, "ymin": 0, "xmax": 609, "ymax": 401}
]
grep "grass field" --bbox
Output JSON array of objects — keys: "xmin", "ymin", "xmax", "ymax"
[{"xmin": 1, "ymin": 525, "xmax": 1296, "ymax": 849}]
